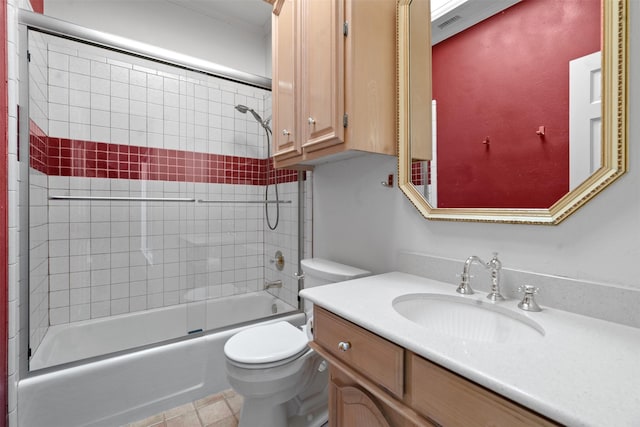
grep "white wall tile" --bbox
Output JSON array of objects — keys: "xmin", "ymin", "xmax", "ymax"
[
  {"xmin": 130, "ymin": 69, "xmax": 146, "ymax": 86},
  {"xmin": 50, "ymin": 308, "xmax": 70, "ymax": 325},
  {"xmin": 111, "ymin": 299, "xmax": 129, "ymax": 315},
  {"xmin": 70, "ymin": 89, "xmax": 91, "ymax": 108},
  {"xmin": 111, "ymin": 97, "xmax": 129, "ymax": 114},
  {"xmin": 91, "ymin": 109, "xmax": 110, "ymax": 127},
  {"xmin": 69, "ymin": 106, "xmax": 91, "ymax": 124},
  {"xmin": 70, "ymin": 304, "xmax": 91, "ymax": 322},
  {"xmin": 48, "ymin": 50, "xmax": 69, "ymax": 71},
  {"xmin": 91, "ymin": 301, "xmax": 110, "ymax": 318},
  {"xmin": 49, "ymin": 69, "xmax": 69, "ymax": 88},
  {"xmin": 91, "ymin": 93, "xmax": 110, "ymax": 111},
  {"xmin": 91, "ymin": 61, "xmax": 110, "ymax": 79},
  {"xmin": 111, "ymin": 81, "xmax": 128, "ymax": 99},
  {"xmin": 111, "ymin": 112, "xmax": 128, "ymax": 130},
  {"xmin": 70, "ymin": 56, "xmax": 91, "ymax": 75},
  {"xmin": 111, "ymin": 65, "xmax": 129, "ymax": 83},
  {"xmin": 130, "ymin": 115, "xmax": 146, "ymax": 132},
  {"xmin": 91, "ymin": 125, "xmax": 110, "ymax": 142},
  {"xmin": 50, "ymin": 290, "xmax": 70, "ymax": 308},
  {"xmin": 49, "ymin": 120, "xmax": 69, "ymax": 138},
  {"xmin": 49, "ymin": 85, "xmax": 69, "ymax": 104}
]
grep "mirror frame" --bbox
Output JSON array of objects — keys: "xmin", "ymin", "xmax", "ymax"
[{"xmin": 398, "ymin": 0, "xmax": 628, "ymax": 225}]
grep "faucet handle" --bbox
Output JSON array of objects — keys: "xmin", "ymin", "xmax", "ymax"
[
  {"xmin": 489, "ymin": 252, "xmax": 502, "ymax": 269},
  {"xmin": 518, "ymin": 285, "xmax": 539, "ymax": 295},
  {"xmin": 517, "ymin": 285, "xmax": 542, "ymax": 312}
]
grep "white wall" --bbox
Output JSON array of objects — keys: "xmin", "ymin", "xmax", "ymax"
[
  {"xmin": 313, "ymin": 5, "xmax": 640, "ymax": 292},
  {"xmin": 43, "ymin": 0, "xmax": 272, "ymax": 78}
]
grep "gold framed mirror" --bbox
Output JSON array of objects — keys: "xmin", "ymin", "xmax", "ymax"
[{"xmin": 398, "ymin": 0, "xmax": 628, "ymax": 224}]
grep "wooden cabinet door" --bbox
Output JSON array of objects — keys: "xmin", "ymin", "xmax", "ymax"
[
  {"xmin": 271, "ymin": 0, "xmax": 301, "ymax": 160},
  {"xmin": 301, "ymin": 0, "xmax": 345, "ymax": 152},
  {"xmin": 332, "ymin": 379, "xmax": 391, "ymax": 427}
]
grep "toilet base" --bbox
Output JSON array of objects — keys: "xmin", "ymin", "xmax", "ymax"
[
  {"xmin": 238, "ymin": 399, "xmax": 328, "ymax": 427},
  {"xmin": 238, "ymin": 398, "xmax": 287, "ymax": 427},
  {"xmin": 287, "ymin": 406, "xmax": 328, "ymax": 427}
]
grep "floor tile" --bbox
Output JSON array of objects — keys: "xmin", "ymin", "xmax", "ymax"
[
  {"xmin": 224, "ymin": 394, "xmax": 243, "ymax": 416},
  {"xmin": 194, "ymin": 392, "xmax": 225, "ymax": 408},
  {"xmin": 128, "ymin": 413, "xmax": 165, "ymax": 427},
  {"xmin": 165, "ymin": 411, "xmax": 202, "ymax": 427},
  {"xmin": 129, "ymin": 389, "xmax": 243, "ymax": 427},
  {"xmin": 197, "ymin": 400, "xmax": 233, "ymax": 426},
  {"xmin": 205, "ymin": 415, "xmax": 238, "ymax": 427},
  {"xmin": 164, "ymin": 402, "xmax": 196, "ymax": 420}
]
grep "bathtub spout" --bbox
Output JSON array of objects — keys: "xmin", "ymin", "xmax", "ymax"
[{"xmin": 264, "ymin": 280, "xmax": 283, "ymax": 290}]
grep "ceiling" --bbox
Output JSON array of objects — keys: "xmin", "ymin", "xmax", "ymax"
[{"xmin": 165, "ymin": 0, "xmax": 272, "ymax": 33}]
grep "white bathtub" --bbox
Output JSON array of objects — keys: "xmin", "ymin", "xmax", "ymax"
[{"xmin": 19, "ymin": 291, "xmax": 304, "ymax": 427}]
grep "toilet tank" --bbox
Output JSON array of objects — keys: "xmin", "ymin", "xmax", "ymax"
[{"xmin": 301, "ymin": 258, "xmax": 371, "ymax": 288}]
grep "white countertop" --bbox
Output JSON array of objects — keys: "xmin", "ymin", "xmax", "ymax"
[{"xmin": 299, "ymin": 272, "xmax": 640, "ymax": 427}]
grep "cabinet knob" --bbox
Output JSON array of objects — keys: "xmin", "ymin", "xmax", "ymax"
[
  {"xmin": 308, "ymin": 117, "xmax": 316, "ymax": 125},
  {"xmin": 282, "ymin": 129, "xmax": 291, "ymax": 136},
  {"xmin": 338, "ymin": 341, "xmax": 351, "ymax": 352}
]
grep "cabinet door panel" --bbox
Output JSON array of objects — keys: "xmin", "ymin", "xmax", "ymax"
[
  {"xmin": 302, "ymin": 0, "xmax": 344, "ymax": 151},
  {"xmin": 336, "ymin": 384, "xmax": 392, "ymax": 427},
  {"xmin": 272, "ymin": 0, "xmax": 300, "ymax": 160}
]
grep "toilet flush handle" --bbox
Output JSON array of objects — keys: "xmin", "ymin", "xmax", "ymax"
[{"xmin": 338, "ymin": 341, "xmax": 351, "ymax": 352}]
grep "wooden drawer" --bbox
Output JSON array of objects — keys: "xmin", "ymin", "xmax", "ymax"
[
  {"xmin": 406, "ymin": 353, "xmax": 559, "ymax": 427},
  {"xmin": 314, "ymin": 306, "xmax": 404, "ymax": 398}
]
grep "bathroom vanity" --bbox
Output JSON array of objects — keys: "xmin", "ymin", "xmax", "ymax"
[
  {"xmin": 300, "ymin": 273, "xmax": 640, "ymax": 426},
  {"xmin": 312, "ymin": 307, "xmax": 556, "ymax": 426}
]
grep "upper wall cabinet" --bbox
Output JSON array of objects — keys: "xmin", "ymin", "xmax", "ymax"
[
  {"xmin": 270, "ymin": 0, "xmax": 397, "ymax": 168},
  {"xmin": 272, "ymin": 0, "xmax": 300, "ymax": 162}
]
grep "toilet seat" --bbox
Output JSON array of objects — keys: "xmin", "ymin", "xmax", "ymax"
[{"xmin": 224, "ymin": 321, "xmax": 309, "ymax": 369}]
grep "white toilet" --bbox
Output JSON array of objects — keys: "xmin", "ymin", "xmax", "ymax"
[{"xmin": 224, "ymin": 258, "xmax": 370, "ymax": 427}]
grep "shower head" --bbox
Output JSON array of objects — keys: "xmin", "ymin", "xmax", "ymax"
[
  {"xmin": 235, "ymin": 104, "xmax": 271, "ymax": 134},
  {"xmin": 235, "ymin": 104, "xmax": 249, "ymax": 114},
  {"xmin": 235, "ymin": 104, "xmax": 263, "ymax": 124}
]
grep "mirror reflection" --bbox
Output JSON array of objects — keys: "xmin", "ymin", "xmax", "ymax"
[{"xmin": 414, "ymin": 0, "xmax": 602, "ymax": 209}]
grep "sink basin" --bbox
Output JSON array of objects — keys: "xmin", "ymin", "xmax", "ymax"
[{"xmin": 393, "ymin": 293, "xmax": 544, "ymax": 343}]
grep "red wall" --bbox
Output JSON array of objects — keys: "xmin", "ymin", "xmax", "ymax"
[
  {"xmin": 1, "ymin": 0, "xmax": 9, "ymax": 424},
  {"xmin": 432, "ymin": 0, "xmax": 601, "ymax": 208},
  {"xmin": 30, "ymin": 0, "xmax": 43, "ymax": 13}
]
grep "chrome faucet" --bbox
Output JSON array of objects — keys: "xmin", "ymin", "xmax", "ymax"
[
  {"xmin": 264, "ymin": 280, "xmax": 283, "ymax": 290},
  {"xmin": 457, "ymin": 252, "xmax": 505, "ymax": 301}
]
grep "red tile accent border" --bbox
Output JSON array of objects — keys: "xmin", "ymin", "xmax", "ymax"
[
  {"xmin": 411, "ymin": 161, "xmax": 424, "ymax": 186},
  {"xmin": 30, "ymin": 121, "xmax": 301, "ymax": 185},
  {"xmin": 30, "ymin": 120, "xmax": 48, "ymax": 175},
  {"xmin": 411, "ymin": 161, "xmax": 433, "ymax": 187}
]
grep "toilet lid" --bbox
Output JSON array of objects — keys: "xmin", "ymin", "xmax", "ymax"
[{"xmin": 224, "ymin": 321, "xmax": 309, "ymax": 365}]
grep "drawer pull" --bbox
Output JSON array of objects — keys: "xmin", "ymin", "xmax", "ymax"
[{"xmin": 338, "ymin": 341, "xmax": 351, "ymax": 352}]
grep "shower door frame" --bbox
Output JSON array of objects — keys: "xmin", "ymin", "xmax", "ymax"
[{"xmin": 18, "ymin": 9, "xmax": 307, "ymax": 376}]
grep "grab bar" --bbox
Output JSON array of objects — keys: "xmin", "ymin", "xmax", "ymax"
[
  {"xmin": 197, "ymin": 199, "xmax": 292, "ymax": 204},
  {"xmin": 48, "ymin": 195, "xmax": 195, "ymax": 202},
  {"xmin": 48, "ymin": 195, "xmax": 292, "ymax": 204}
]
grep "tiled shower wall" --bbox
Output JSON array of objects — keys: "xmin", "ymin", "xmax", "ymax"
[{"xmin": 28, "ymin": 32, "xmax": 308, "ymax": 340}]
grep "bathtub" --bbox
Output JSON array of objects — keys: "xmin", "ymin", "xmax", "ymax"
[{"xmin": 19, "ymin": 291, "xmax": 304, "ymax": 427}]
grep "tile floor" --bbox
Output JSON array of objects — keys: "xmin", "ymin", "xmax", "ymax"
[{"xmin": 126, "ymin": 389, "xmax": 243, "ymax": 427}]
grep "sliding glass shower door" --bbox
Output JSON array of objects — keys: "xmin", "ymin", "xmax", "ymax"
[{"xmin": 24, "ymin": 24, "xmax": 307, "ymax": 371}]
